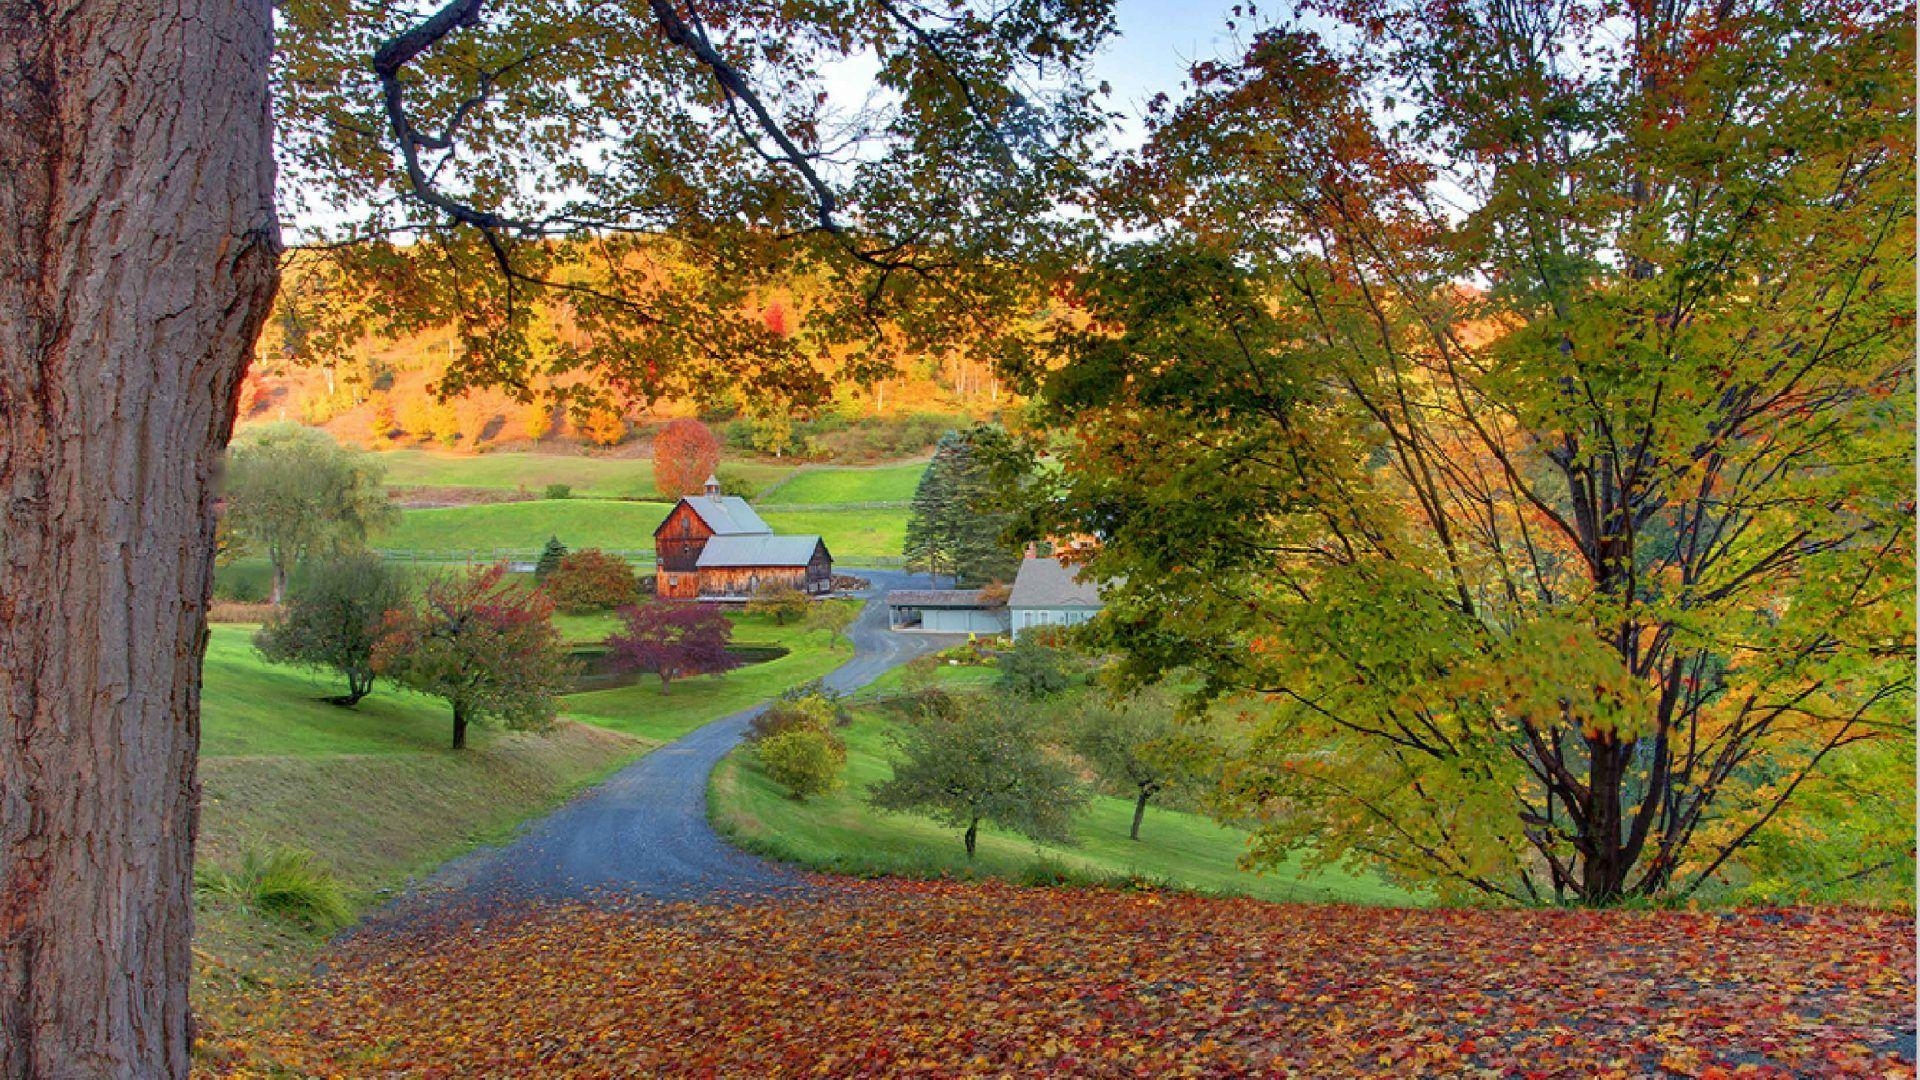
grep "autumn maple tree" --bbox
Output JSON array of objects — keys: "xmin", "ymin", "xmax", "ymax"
[
  {"xmin": 1032, "ymin": 1, "xmax": 1915, "ymax": 904},
  {"xmin": 607, "ymin": 601, "xmax": 741, "ymax": 695},
  {"xmin": 653, "ymin": 418, "xmax": 724, "ymax": 498},
  {"xmin": 374, "ymin": 564, "xmax": 572, "ymax": 749}
]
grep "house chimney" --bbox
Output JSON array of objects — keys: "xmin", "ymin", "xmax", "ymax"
[{"xmin": 703, "ymin": 475, "xmax": 721, "ymax": 497}]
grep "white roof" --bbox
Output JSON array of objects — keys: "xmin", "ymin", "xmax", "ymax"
[
  {"xmin": 1007, "ymin": 556, "xmax": 1104, "ymax": 610},
  {"xmin": 695, "ymin": 534, "xmax": 828, "ymax": 569},
  {"xmin": 680, "ymin": 495, "xmax": 771, "ymax": 536}
]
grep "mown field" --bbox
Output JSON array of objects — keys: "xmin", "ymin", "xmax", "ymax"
[
  {"xmin": 711, "ymin": 705, "xmax": 1413, "ymax": 906},
  {"xmin": 757, "ymin": 461, "xmax": 926, "ymax": 505}
]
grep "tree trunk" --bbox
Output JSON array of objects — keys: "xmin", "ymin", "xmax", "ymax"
[
  {"xmin": 269, "ymin": 557, "xmax": 289, "ymax": 606},
  {"xmin": 452, "ymin": 706, "xmax": 469, "ymax": 750},
  {"xmin": 0, "ymin": 0, "xmax": 279, "ymax": 1070},
  {"xmin": 1580, "ymin": 735, "xmax": 1630, "ymax": 904},
  {"xmin": 963, "ymin": 818, "xmax": 978, "ymax": 858},
  {"xmin": 1130, "ymin": 787, "xmax": 1151, "ymax": 842}
]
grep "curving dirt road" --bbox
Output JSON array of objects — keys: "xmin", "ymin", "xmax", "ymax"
[{"xmin": 395, "ymin": 570, "xmax": 961, "ymax": 907}]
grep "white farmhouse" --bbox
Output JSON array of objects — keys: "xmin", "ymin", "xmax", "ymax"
[{"xmin": 1007, "ymin": 554, "xmax": 1104, "ymax": 635}]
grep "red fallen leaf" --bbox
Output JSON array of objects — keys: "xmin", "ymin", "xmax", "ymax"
[{"xmin": 204, "ymin": 882, "xmax": 1918, "ymax": 1078}]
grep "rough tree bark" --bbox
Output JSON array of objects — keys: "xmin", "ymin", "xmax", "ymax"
[{"xmin": 0, "ymin": 0, "xmax": 279, "ymax": 1071}]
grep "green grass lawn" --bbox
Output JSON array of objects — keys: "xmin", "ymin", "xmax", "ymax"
[
  {"xmin": 759, "ymin": 507, "xmax": 908, "ymax": 562},
  {"xmin": 711, "ymin": 708, "xmax": 1417, "ymax": 906},
  {"xmin": 376, "ymin": 449, "xmax": 795, "ymax": 499},
  {"xmin": 378, "ymin": 499, "xmax": 671, "ymax": 559},
  {"xmin": 758, "ymin": 462, "xmax": 926, "ymax": 505},
  {"xmin": 853, "ymin": 659, "xmax": 1001, "ymax": 699}
]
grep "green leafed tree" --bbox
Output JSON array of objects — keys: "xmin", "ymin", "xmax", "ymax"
[
  {"xmin": 1032, "ymin": 2, "xmax": 1915, "ymax": 905},
  {"xmin": 223, "ymin": 423, "xmax": 398, "ymax": 604},
  {"xmin": 374, "ymin": 564, "xmax": 571, "ymax": 749},
  {"xmin": 871, "ymin": 696, "xmax": 1089, "ymax": 858},
  {"xmin": 1070, "ymin": 689, "xmax": 1218, "ymax": 842},
  {"xmin": 804, "ymin": 598, "xmax": 860, "ymax": 646},
  {"xmin": 253, "ymin": 553, "xmax": 410, "ymax": 706}
]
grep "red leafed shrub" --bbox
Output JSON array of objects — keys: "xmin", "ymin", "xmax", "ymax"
[
  {"xmin": 542, "ymin": 549, "xmax": 639, "ymax": 614},
  {"xmin": 653, "ymin": 418, "xmax": 722, "ymax": 498},
  {"xmin": 605, "ymin": 601, "xmax": 740, "ymax": 694}
]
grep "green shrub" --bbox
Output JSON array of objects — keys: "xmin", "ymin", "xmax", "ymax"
[
  {"xmin": 545, "ymin": 483, "xmax": 572, "ymax": 500},
  {"xmin": 748, "ymin": 689, "xmax": 843, "ymax": 741},
  {"xmin": 998, "ymin": 635, "xmax": 1076, "ymax": 699},
  {"xmin": 715, "ymin": 467, "xmax": 758, "ymax": 501},
  {"xmin": 194, "ymin": 848, "xmax": 353, "ymax": 931},
  {"xmin": 755, "ymin": 725, "xmax": 846, "ymax": 800},
  {"xmin": 745, "ymin": 582, "xmax": 810, "ymax": 625},
  {"xmin": 542, "ymin": 548, "xmax": 639, "ymax": 613}
]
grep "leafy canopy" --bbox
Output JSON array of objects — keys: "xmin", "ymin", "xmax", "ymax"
[
  {"xmin": 254, "ymin": 553, "xmax": 411, "ymax": 706},
  {"xmin": 223, "ymin": 422, "xmax": 398, "ymax": 601},
  {"xmin": 1028, "ymin": 0, "xmax": 1915, "ymax": 905},
  {"xmin": 273, "ymin": 0, "xmax": 1117, "ymax": 416},
  {"xmin": 653, "ymin": 419, "xmax": 722, "ymax": 498},
  {"xmin": 375, "ymin": 564, "xmax": 572, "ymax": 747},
  {"xmin": 870, "ymin": 695, "xmax": 1089, "ymax": 857},
  {"xmin": 606, "ymin": 600, "xmax": 740, "ymax": 693}
]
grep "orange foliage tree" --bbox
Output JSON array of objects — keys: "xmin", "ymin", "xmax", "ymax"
[
  {"xmin": 652, "ymin": 418, "xmax": 721, "ymax": 497},
  {"xmin": 580, "ymin": 405, "xmax": 627, "ymax": 447}
]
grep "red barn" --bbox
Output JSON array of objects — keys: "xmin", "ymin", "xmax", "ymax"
[{"xmin": 653, "ymin": 477, "xmax": 832, "ymax": 599}]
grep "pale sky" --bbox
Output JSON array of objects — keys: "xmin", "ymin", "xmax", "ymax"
[{"xmin": 1092, "ymin": 0, "xmax": 1247, "ymax": 143}]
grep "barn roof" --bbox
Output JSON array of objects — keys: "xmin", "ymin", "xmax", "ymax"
[
  {"xmin": 886, "ymin": 589, "xmax": 1001, "ymax": 610},
  {"xmin": 675, "ymin": 495, "xmax": 772, "ymax": 536},
  {"xmin": 1008, "ymin": 556, "xmax": 1104, "ymax": 610},
  {"xmin": 695, "ymin": 534, "xmax": 828, "ymax": 569}
]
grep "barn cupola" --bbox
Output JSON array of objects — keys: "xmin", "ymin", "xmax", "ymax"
[{"xmin": 703, "ymin": 475, "xmax": 722, "ymax": 497}]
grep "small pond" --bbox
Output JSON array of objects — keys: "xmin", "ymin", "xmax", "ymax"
[{"xmin": 565, "ymin": 644, "xmax": 791, "ymax": 693}]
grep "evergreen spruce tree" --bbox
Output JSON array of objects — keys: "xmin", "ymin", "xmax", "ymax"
[
  {"xmin": 535, "ymin": 536, "xmax": 569, "ymax": 580},
  {"xmin": 903, "ymin": 429, "xmax": 1024, "ymax": 588},
  {"xmin": 903, "ymin": 435, "xmax": 960, "ymax": 586}
]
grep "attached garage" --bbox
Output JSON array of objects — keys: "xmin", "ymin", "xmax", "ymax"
[{"xmin": 886, "ymin": 589, "xmax": 1010, "ymax": 634}]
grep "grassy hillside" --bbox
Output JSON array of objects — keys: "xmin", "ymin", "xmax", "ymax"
[
  {"xmin": 193, "ymin": 609, "xmax": 851, "ymax": 1031},
  {"xmin": 759, "ymin": 462, "xmax": 926, "ymax": 505},
  {"xmin": 377, "ymin": 449, "xmax": 793, "ymax": 499},
  {"xmin": 710, "ymin": 708, "xmax": 1415, "ymax": 906},
  {"xmin": 378, "ymin": 499, "xmax": 671, "ymax": 559},
  {"xmin": 194, "ymin": 625, "xmax": 655, "ymax": 1023},
  {"xmin": 377, "ymin": 498, "xmax": 909, "ymax": 562},
  {"xmin": 759, "ymin": 507, "xmax": 908, "ymax": 562}
]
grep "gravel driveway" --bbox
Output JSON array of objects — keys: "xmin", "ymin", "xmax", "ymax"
[{"xmin": 386, "ymin": 570, "xmax": 961, "ymax": 909}]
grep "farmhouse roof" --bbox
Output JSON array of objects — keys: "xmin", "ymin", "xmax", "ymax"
[
  {"xmin": 695, "ymin": 534, "xmax": 827, "ymax": 569},
  {"xmin": 1008, "ymin": 556, "xmax": 1104, "ymax": 610},
  {"xmin": 677, "ymin": 494, "xmax": 772, "ymax": 536},
  {"xmin": 886, "ymin": 589, "xmax": 1002, "ymax": 610}
]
